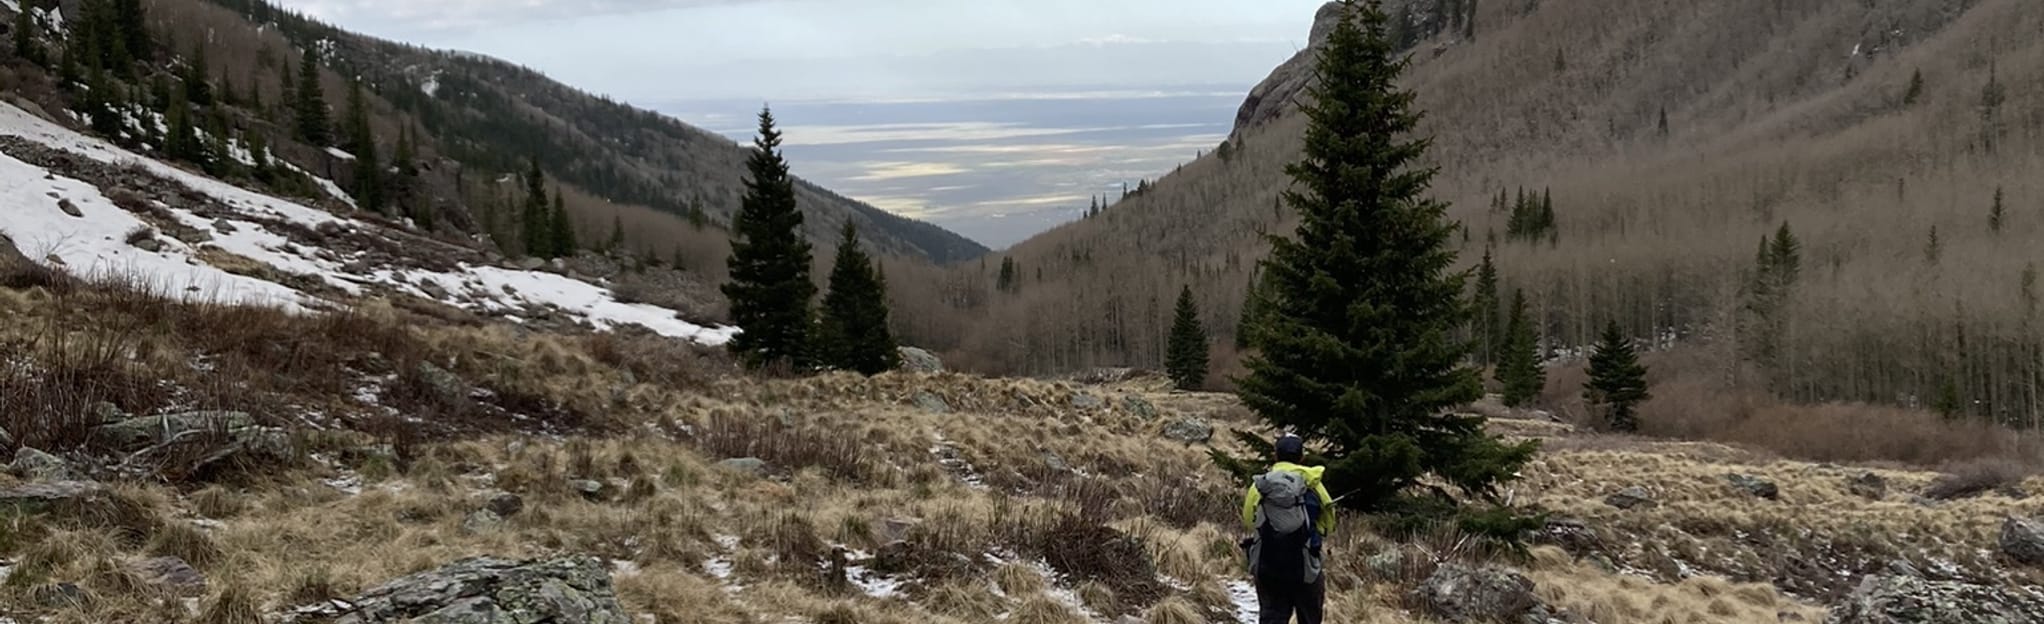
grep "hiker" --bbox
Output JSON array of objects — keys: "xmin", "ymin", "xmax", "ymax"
[{"xmin": 1240, "ymin": 434, "xmax": 1336, "ymax": 624}]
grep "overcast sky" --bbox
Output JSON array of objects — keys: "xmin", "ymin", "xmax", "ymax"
[{"xmin": 270, "ymin": 0, "xmax": 1327, "ymax": 101}]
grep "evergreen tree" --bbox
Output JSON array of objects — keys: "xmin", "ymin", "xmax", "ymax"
[
  {"xmin": 520, "ymin": 157, "xmax": 551, "ymax": 257},
  {"xmin": 996, "ymin": 256, "xmax": 1018, "ymax": 293},
  {"xmin": 164, "ymin": 86, "xmax": 202, "ymax": 163},
  {"xmin": 344, "ymin": 80, "xmax": 384, "ymax": 214},
  {"xmin": 1991, "ymin": 187, "xmax": 2006, "ymax": 234},
  {"xmin": 1925, "ymin": 226, "xmax": 1942, "ymax": 266},
  {"xmin": 1903, "ymin": 68, "xmax": 1923, "ymax": 107},
  {"xmin": 1584, "ymin": 320, "xmax": 1649, "ymax": 432},
  {"xmin": 817, "ymin": 224, "xmax": 900, "ymax": 375},
  {"xmin": 723, "ymin": 106, "xmax": 816, "ymax": 371},
  {"xmin": 15, "ymin": 9, "xmax": 42, "ymax": 65},
  {"xmin": 183, "ymin": 43, "xmax": 213, "ymax": 106},
  {"xmin": 1656, "ymin": 106, "xmax": 1669, "ymax": 137},
  {"xmin": 1220, "ymin": 2, "xmax": 1534, "ymax": 519},
  {"xmin": 687, "ymin": 198, "xmax": 708, "ymax": 230},
  {"xmin": 293, "ymin": 48, "xmax": 330, "ymax": 146},
  {"xmin": 1497, "ymin": 290, "xmax": 1544, "ymax": 407},
  {"xmin": 550, "ymin": 191, "xmax": 577, "ymax": 257},
  {"xmin": 1472, "ymin": 248, "xmax": 1501, "ymax": 364},
  {"xmin": 114, "ymin": 0, "xmax": 149, "ymax": 62},
  {"xmin": 1237, "ymin": 266, "xmax": 1275, "ymax": 349},
  {"xmin": 1166, "ymin": 285, "xmax": 1210, "ymax": 390},
  {"xmin": 606, "ymin": 215, "xmax": 626, "ymax": 252}
]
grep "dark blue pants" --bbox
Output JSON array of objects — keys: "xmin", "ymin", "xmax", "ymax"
[{"xmin": 1256, "ymin": 576, "xmax": 1325, "ymax": 624}]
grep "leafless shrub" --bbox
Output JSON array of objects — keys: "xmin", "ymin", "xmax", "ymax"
[
  {"xmin": 689, "ymin": 412, "xmax": 878, "ymax": 483},
  {"xmin": 1923, "ymin": 457, "xmax": 2032, "ymax": 501}
]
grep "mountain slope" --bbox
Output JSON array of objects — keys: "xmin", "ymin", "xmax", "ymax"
[
  {"xmin": 937, "ymin": 0, "xmax": 2044, "ymax": 416},
  {"xmin": 175, "ymin": 0, "xmax": 989, "ymax": 264}
]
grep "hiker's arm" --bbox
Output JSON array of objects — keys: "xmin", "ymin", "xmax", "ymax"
[
  {"xmin": 1240, "ymin": 484, "xmax": 1261, "ymax": 532},
  {"xmin": 1313, "ymin": 481, "xmax": 1336, "ymax": 536}
]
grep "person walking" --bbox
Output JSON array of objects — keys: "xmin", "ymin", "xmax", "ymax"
[{"xmin": 1240, "ymin": 434, "xmax": 1336, "ymax": 624}]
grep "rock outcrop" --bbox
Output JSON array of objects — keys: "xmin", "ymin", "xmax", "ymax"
[
  {"xmin": 287, "ymin": 556, "xmax": 629, "ymax": 623},
  {"xmin": 1827, "ymin": 574, "xmax": 2044, "ymax": 623},
  {"xmin": 1415, "ymin": 564, "xmax": 1541, "ymax": 622},
  {"xmin": 1604, "ymin": 486, "xmax": 1657, "ymax": 509},
  {"xmin": 1162, "ymin": 419, "xmax": 1215, "ymax": 444},
  {"xmin": 8, "ymin": 447, "xmax": 79, "ymax": 481},
  {"xmin": 1232, "ymin": 2, "xmax": 1346, "ymax": 138},
  {"xmin": 1727, "ymin": 473, "xmax": 1780, "ymax": 500},
  {"xmin": 897, "ymin": 347, "xmax": 944, "ymax": 374},
  {"xmin": 1999, "ymin": 516, "xmax": 2044, "ymax": 566}
]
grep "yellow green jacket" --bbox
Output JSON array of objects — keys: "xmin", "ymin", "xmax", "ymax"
[{"xmin": 1241, "ymin": 461, "xmax": 1337, "ymax": 537}]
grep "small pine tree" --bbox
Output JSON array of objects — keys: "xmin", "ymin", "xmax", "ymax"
[
  {"xmin": 1656, "ymin": 106, "xmax": 1669, "ymax": 137},
  {"xmin": 520, "ymin": 158, "xmax": 551, "ymax": 258},
  {"xmin": 606, "ymin": 215, "xmax": 626, "ymax": 252},
  {"xmin": 1237, "ymin": 266, "xmax": 1275, "ymax": 349},
  {"xmin": 1584, "ymin": 321, "xmax": 1649, "ymax": 432},
  {"xmin": 164, "ymin": 86, "xmax": 201, "ymax": 162},
  {"xmin": 996, "ymin": 256, "xmax": 1018, "ymax": 293},
  {"xmin": 1472, "ymin": 248, "xmax": 1501, "ymax": 364},
  {"xmin": 183, "ymin": 43, "xmax": 213, "ymax": 106},
  {"xmin": 1497, "ymin": 290, "xmax": 1544, "ymax": 407},
  {"xmin": 1925, "ymin": 226, "xmax": 1942, "ymax": 266},
  {"xmin": 344, "ymin": 80, "xmax": 384, "ymax": 214},
  {"xmin": 550, "ymin": 191, "xmax": 577, "ymax": 257},
  {"xmin": 687, "ymin": 198, "xmax": 709, "ymax": 230},
  {"xmin": 723, "ymin": 106, "xmax": 817, "ymax": 371},
  {"xmin": 1166, "ymin": 285, "xmax": 1210, "ymax": 390},
  {"xmin": 1903, "ymin": 68, "xmax": 1923, "ymax": 107},
  {"xmin": 1553, "ymin": 48, "xmax": 1566, "ymax": 73},
  {"xmin": 1991, "ymin": 187, "xmax": 2006, "ymax": 234},
  {"xmin": 817, "ymin": 224, "xmax": 900, "ymax": 375},
  {"xmin": 15, "ymin": 10, "xmax": 43, "ymax": 65},
  {"xmin": 293, "ymin": 48, "xmax": 330, "ymax": 146},
  {"xmin": 114, "ymin": 0, "xmax": 149, "ymax": 62}
]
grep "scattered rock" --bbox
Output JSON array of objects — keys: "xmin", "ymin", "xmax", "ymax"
[
  {"xmin": 1999, "ymin": 485, "xmax": 2030, "ymax": 500},
  {"xmin": 1415, "ymin": 564, "xmax": 1540, "ymax": 622},
  {"xmin": 8, "ymin": 447, "xmax": 78, "ymax": 481},
  {"xmin": 211, "ymin": 219, "xmax": 239, "ymax": 234},
  {"xmin": 1826, "ymin": 573, "xmax": 2044, "ymax": 623},
  {"xmin": 2000, "ymin": 517, "xmax": 2044, "ymax": 566},
  {"xmin": 1366, "ymin": 548, "xmax": 1405, "ymax": 579},
  {"xmin": 130, "ymin": 556, "xmax": 207, "ymax": 596},
  {"xmin": 484, "ymin": 491, "xmax": 524, "ymax": 518},
  {"xmin": 1071, "ymin": 393, "xmax": 1105, "ymax": 410},
  {"xmin": 1727, "ymin": 473, "xmax": 1780, "ymax": 500},
  {"xmin": 32, "ymin": 582, "xmax": 88, "ymax": 608},
  {"xmin": 284, "ymin": 556, "xmax": 629, "ymax": 624},
  {"xmin": 0, "ymin": 481, "xmax": 105, "ymax": 514},
  {"xmin": 1604, "ymin": 486, "xmax": 1657, "ymax": 510},
  {"xmin": 1885, "ymin": 559, "xmax": 1923, "ymax": 579},
  {"xmin": 57, "ymin": 198, "xmax": 82, "ymax": 217},
  {"xmin": 1537, "ymin": 518, "xmax": 1601, "ymax": 554},
  {"xmin": 168, "ymin": 225, "xmax": 213, "ymax": 245},
  {"xmin": 912, "ymin": 391, "xmax": 950, "ymax": 414},
  {"xmin": 716, "ymin": 457, "xmax": 769, "ymax": 477},
  {"xmin": 878, "ymin": 517, "xmax": 921, "ymax": 544},
  {"xmin": 1161, "ymin": 418, "xmax": 1215, "ymax": 444},
  {"xmin": 461, "ymin": 509, "xmax": 505, "ymax": 535},
  {"xmin": 515, "ymin": 257, "xmax": 546, "ymax": 271},
  {"xmin": 1849, "ymin": 473, "xmax": 1888, "ymax": 500},
  {"xmin": 1121, "ymin": 395, "xmax": 1159, "ymax": 419},
  {"xmin": 1041, "ymin": 451, "xmax": 1070, "ymax": 473},
  {"xmin": 95, "ymin": 411, "xmax": 256, "ymax": 449},
  {"xmin": 569, "ymin": 479, "xmax": 607, "ymax": 501},
  {"xmin": 130, "ymin": 235, "xmax": 164, "ymax": 253},
  {"xmin": 897, "ymin": 346, "xmax": 944, "ymax": 373},
  {"xmin": 414, "ymin": 361, "xmax": 469, "ymax": 406},
  {"xmin": 92, "ymin": 401, "xmax": 127, "ymax": 423}
]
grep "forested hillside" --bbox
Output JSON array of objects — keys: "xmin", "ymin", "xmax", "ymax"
[
  {"xmin": 0, "ymin": 0, "xmax": 985, "ymax": 279},
  {"xmin": 930, "ymin": 0, "xmax": 2044, "ymax": 426}
]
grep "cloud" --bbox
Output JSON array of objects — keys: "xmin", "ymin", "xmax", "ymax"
[{"xmin": 279, "ymin": 0, "xmax": 761, "ymax": 31}]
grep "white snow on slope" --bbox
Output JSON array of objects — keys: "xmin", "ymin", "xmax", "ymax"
[
  {"xmin": 0, "ymin": 103, "xmax": 736, "ymax": 345},
  {"xmin": 0, "ymin": 153, "xmax": 311, "ymax": 308}
]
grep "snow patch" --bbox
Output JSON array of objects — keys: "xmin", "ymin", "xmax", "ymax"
[
  {"xmin": 1225, "ymin": 579, "xmax": 1259, "ymax": 624},
  {"xmin": 325, "ymin": 147, "xmax": 357, "ymax": 161}
]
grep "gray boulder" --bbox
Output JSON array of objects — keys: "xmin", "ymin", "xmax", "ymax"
[
  {"xmin": 1161, "ymin": 419, "xmax": 1215, "ymax": 444},
  {"xmin": 1849, "ymin": 473, "xmax": 1888, "ymax": 500},
  {"xmin": 32, "ymin": 582, "xmax": 88, "ymax": 608},
  {"xmin": 8, "ymin": 447, "xmax": 78, "ymax": 481},
  {"xmin": 716, "ymin": 457, "xmax": 769, "ymax": 477},
  {"xmin": 1071, "ymin": 393, "xmax": 1105, "ymax": 410},
  {"xmin": 460, "ymin": 509, "xmax": 505, "ymax": 535},
  {"xmin": 2000, "ymin": 516, "xmax": 2044, "ymax": 566},
  {"xmin": 897, "ymin": 347, "xmax": 944, "ymax": 374},
  {"xmin": 95, "ymin": 411, "xmax": 256, "ymax": 449},
  {"xmin": 1727, "ymin": 473, "xmax": 1780, "ymax": 500},
  {"xmin": 415, "ymin": 361, "xmax": 469, "ymax": 405},
  {"xmin": 130, "ymin": 556, "xmax": 207, "ymax": 596},
  {"xmin": 1041, "ymin": 451, "xmax": 1070, "ymax": 473},
  {"xmin": 1232, "ymin": 2, "xmax": 1345, "ymax": 137},
  {"xmin": 1415, "ymin": 564, "xmax": 1539, "ymax": 622},
  {"xmin": 286, "ymin": 556, "xmax": 629, "ymax": 624},
  {"xmin": 0, "ymin": 481, "xmax": 105, "ymax": 514},
  {"xmin": 0, "ymin": 231, "xmax": 29, "ymax": 272},
  {"xmin": 569, "ymin": 479, "xmax": 607, "ymax": 501},
  {"xmin": 1121, "ymin": 395, "xmax": 1159, "ymax": 419},
  {"xmin": 484, "ymin": 491, "xmax": 524, "ymax": 518},
  {"xmin": 1604, "ymin": 486, "xmax": 1657, "ymax": 510},
  {"xmin": 1826, "ymin": 574, "xmax": 2044, "ymax": 623},
  {"xmin": 58, "ymin": 198, "xmax": 83, "ymax": 217},
  {"xmin": 912, "ymin": 391, "xmax": 950, "ymax": 414}
]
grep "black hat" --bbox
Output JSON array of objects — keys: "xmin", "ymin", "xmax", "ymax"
[{"xmin": 1274, "ymin": 434, "xmax": 1304, "ymax": 458}]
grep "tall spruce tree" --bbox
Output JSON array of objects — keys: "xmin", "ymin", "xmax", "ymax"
[
  {"xmin": 184, "ymin": 43, "xmax": 213, "ymax": 106},
  {"xmin": 1991, "ymin": 187, "xmax": 2006, "ymax": 234},
  {"xmin": 1166, "ymin": 285, "xmax": 1210, "ymax": 390},
  {"xmin": 1219, "ymin": 2, "xmax": 1534, "ymax": 518},
  {"xmin": 817, "ymin": 224, "xmax": 900, "ymax": 375},
  {"xmin": 15, "ymin": 9, "xmax": 42, "ymax": 64},
  {"xmin": 723, "ymin": 106, "xmax": 816, "ymax": 371},
  {"xmin": 1584, "ymin": 321, "xmax": 1649, "ymax": 432},
  {"xmin": 344, "ymin": 79, "xmax": 384, "ymax": 214},
  {"xmin": 293, "ymin": 48, "xmax": 330, "ymax": 146},
  {"xmin": 1237, "ymin": 267, "xmax": 1275, "ymax": 349},
  {"xmin": 1497, "ymin": 290, "xmax": 1544, "ymax": 407},
  {"xmin": 114, "ymin": 0, "xmax": 148, "ymax": 61},
  {"xmin": 1472, "ymin": 248, "xmax": 1501, "ymax": 364}
]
